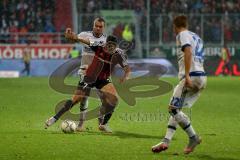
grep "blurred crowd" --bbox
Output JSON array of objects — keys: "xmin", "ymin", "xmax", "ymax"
[
  {"xmin": 80, "ymin": 0, "xmax": 240, "ymax": 43},
  {"xmin": 150, "ymin": 0, "xmax": 240, "ymax": 43},
  {"xmin": 151, "ymin": 0, "xmax": 240, "ymax": 14},
  {"xmin": 1, "ymin": 0, "xmax": 240, "ymax": 44},
  {"xmin": 81, "ymin": 0, "xmax": 240, "ymax": 14},
  {"xmin": 0, "ymin": 0, "xmax": 56, "ymax": 43},
  {"xmin": 0, "ymin": 0, "xmax": 55, "ymax": 34}
]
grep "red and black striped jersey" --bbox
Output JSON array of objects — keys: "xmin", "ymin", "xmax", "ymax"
[{"xmin": 85, "ymin": 45, "xmax": 128, "ymax": 83}]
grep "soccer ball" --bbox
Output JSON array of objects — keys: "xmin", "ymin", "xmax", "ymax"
[{"xmin": 60, "ymin": 120, "xmax": 77, "ymax": 133}]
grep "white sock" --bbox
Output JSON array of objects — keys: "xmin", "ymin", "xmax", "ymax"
[
  {"xmin": 165, "ymin": 116, "xmax": 178, "ymax": 141},
  {"xmin": 78, "ymin": 110, "xmax": 87, "ymax": 127},
  {"xmin": 79, "ymin": 110, "xmax": 87, "ymax": 121},
  {"xmin": 173, "ymin": 110, "xmax": 196, "ymax": 138},
  {"xmin": 185, "ymin": 125, "xmax": 196, "ymax": 138}
]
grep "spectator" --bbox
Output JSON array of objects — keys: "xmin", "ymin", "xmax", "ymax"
[
  {"xmin": 0, "ymin": 14, "xmax": 9, "ymax": 29},
  {"xmin": 21, "ymin": 43, "xmax": 31, "ymax": 76},
  {"xmin": 86, "ymin": 0, "xmax": 95, "ymax": 13},
  {"xmin": 224, "ymin": 25, "xmax": 233, "ymax": 42},
  {"xmin": 221, "ymin": 43, "xmax": 231, "ymax": 75},
  {"xmin": 17, "ymin": 0, "xmax": 28, "ymax": 11},
  {"xmin": 44, "ymin": 21, "xmax": 56, "ymax": 33},
  {"xmin": 211, "ymin": 19, "xmax": 221, "ymax": 42},
  {"xmin": 122, "ymin": 24, "xmax": 134, "ymax": 56},
  {"xmin": 122, "ymin": 24, "xmax": 133, "ymax": 42},
  {"xmin": 0, "ymin": 27, "xmax": 9, "ymax": 43},
  {"xmin": 69, "ymin": 46, "xmax": 80, "ymax": 58},
  {"xmin": 151, "ymin": 47, "xmax": 166, "ymax": 58}
]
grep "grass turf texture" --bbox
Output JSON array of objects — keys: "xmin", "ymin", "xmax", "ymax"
[{"xmin": 0, "ymin": 77, "xmax": 239, "ymax": 160}]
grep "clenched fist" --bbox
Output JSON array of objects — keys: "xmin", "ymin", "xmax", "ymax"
[{"xmin": 64, "ymin": 28, "xmax": 78, "ymax": 42}]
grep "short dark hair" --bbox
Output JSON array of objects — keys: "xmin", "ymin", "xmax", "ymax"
[
  {"xmin": 106, "ymin": 35, "xmax": 118, "ymax": 44},
  {"xmin": 173, "ymin": 15, "xmax": 188, "ymax": 28},
  {"xmin": 94, "ymin": 17, "xmax": 105, "ymax": 25}
]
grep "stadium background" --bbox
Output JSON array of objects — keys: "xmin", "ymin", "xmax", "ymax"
[
  {"xmin": 0, "ymin": 0, "xmax": 240, "ymax": 77},
  {"xmin": 1, "ymin": 1, "xmax": 240, "ymax": 160}
]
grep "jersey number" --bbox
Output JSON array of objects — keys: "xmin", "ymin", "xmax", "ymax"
[{"xmin": 192, "ymin": 35, "xmax": 204, "ymax": 58}]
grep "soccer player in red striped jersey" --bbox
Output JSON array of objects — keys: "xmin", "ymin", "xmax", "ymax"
[{"xmin": 45, "ymin": 30, "xmax": 130, "ymax": 133}]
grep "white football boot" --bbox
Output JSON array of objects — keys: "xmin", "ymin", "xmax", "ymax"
[
  {"xmin": 98, "ymin": 124, "xmax": 112, "ymax": 133},
  {"xmin": 45, "ymin": 117, "xmax": 57, "ymax": 129}
]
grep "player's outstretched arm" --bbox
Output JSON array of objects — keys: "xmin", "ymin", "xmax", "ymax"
[
  {"xmin": 120, "ymin": 65, "xmax": 131, "ymax": 83},
  {"xmin": 64, "ymin": 28, "xmax": 90, "ymax": 45}
]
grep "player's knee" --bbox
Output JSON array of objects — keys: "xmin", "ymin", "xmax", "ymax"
[
  {"xmin": 71, "ymin": 98, "xmax": 79, "ymax": 105},
  {"xmin": 72, "ymin": 95, "xmax": 84, "ymax": 105}
]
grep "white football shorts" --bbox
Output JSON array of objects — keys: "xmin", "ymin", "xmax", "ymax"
[{"xmin": 169, "ymin": 76, "xmax": 207, "ymax": 108}]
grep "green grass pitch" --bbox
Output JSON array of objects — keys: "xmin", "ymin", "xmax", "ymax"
[{"xmin": 0, "ymin": 77, "xmax": 239, "ymax": 160}]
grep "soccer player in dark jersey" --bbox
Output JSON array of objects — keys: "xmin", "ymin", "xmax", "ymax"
[{"xmin": 45, "ymin": 29, "xmax": 130, "ymax": 133}]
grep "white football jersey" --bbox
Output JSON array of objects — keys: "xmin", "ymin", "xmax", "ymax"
[
  {"xmin": 176, "ymin": 30, "xmax": 205, "ymax": 79},
  {"xmin": 78, "ymin": 31, "xmax": 106, "ymax": 67}
]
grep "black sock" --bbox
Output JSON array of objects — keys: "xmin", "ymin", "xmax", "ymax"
[
  {"xmin": 54, "ymin": 100, "xmax": 73, "ymax": 120},
  {"xmin": 102, "ymin": 112, "xmax": 113, "ymax": 125},
  {"xmin": 98, "ymin": 117, "xmax": 103, "ymax": 125}
]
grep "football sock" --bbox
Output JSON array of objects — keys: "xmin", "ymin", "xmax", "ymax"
[
  {"xmin": 78, "ymin": 110, "xmax": 87, "ymax": 127},
  {"xmin": 80, "ymin": 97, "xmax": 88, "ymax": 111},
  {"xmin": 99, "ymin": 102, "xmax": 115, "ymax": 125},
  {"xmin": 54, "ymin": 100, "xmax": 73, "ymax": 120},
  {"xmin": 79, "ymin": 102, "xmax": 87, "ymax": 123},
  {"xmin": 98, "ymin": 109, "xmax": 104, "ymax": 125},
  {"xmin": 102, "ymin": 112, "xmax": 113, "ymax": 125},
  {"xmin": 184, "ymin": 124, "xmax": 196, "ymax": 138},
  {"xmin": 164, "ymin": 116, "xmax": 178, "ymax": 141},
  {"xmin": 172, "ymin": 109, "xmax": 196, "ymax": 138}
]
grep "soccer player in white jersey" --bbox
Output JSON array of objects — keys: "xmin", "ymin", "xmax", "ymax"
[
  {"xmin": 76, "ymin": 17, "xmax": 107, "ymax": 131},
  {"xmin": 152, "ymin": 15, "xmax": 207, "ymax": 154}
]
